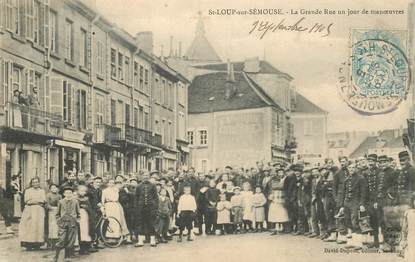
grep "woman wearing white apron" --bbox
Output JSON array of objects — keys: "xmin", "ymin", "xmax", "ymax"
[
  {"xmin": 268, "ymin": 175, "xmax": 289, "ymax": 234},
  {"xmin": 101, "ymin": 179, "xmax": 129, "ymax": 239},
  {"xmin": 19, "ymin": 177, "xmax": 46, "ymax": 250}
]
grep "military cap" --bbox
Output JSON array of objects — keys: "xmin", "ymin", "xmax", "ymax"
[
  {"xmin": 62, "ymin": 186, "xmax": 74, "ymax": 192},
  {"xmin": 398, "ymin": 151, "xmax": 410, "ymax": 160},
  {"xmin": 224, "ymin": 165, "xmax": 233, "ymax": 170},
  {"xmin": 367, "ymin": 154, "xmax": 378, "ymax": 161},
  {"xmin": 378, "ymin": 155, "xmax": 388, "ymax": 162}
]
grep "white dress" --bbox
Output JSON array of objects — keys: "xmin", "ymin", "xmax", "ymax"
[
  {"xmin": 241, "ymin": 191, "xmax": 254, "ymax": 221},
  {"xmin": 102, "ymin": 187, "xmax": 129, "ymax": 238},
  {"xmin": 217, "ymin": 201, "xmax": 231, "ymax": 224}
]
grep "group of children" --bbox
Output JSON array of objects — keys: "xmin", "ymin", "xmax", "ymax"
[{"xmin": 202, "ymin": 181, "xmax": 284, "ymax": 236}]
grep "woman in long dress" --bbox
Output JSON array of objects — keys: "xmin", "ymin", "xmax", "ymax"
[
  {"xmin": 19, "ymin": 177, "xmax": 46, "ymax": 250},
  {"xmin": 101, "ymin": 179, "xmax": 129, "ymax": 239},
  {"xmin": 268, "ymin": 173, "xmax": 289, "ymax": 234},
  {"xmin": 11, "ymin": 175, "xmax": 22, "ymax": 219}
]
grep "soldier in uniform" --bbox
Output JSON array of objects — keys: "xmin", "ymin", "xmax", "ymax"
[
  {"xmin": 382, "ymin": 151, "xmax": 415, "ymax": 252},
  {"xmin": 363, "ymin": 154, "xmax": 379, "ymax": 247},
  {"xmin": 135, "ymin": 171, "xmax": 159, "ymax": 247},
  {"xmin": 339, "ymin": 163, "xmax": 367, "ymax": 250}
]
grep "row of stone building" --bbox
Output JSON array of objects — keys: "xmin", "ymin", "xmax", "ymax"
[{"xmin": 0, "ymin": 0, "xmax": 190, "ymax": 188}]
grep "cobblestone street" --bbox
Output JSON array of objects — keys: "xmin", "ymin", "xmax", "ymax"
[{"xmin": 0, "ymin": 232, "xmax": 404, "ymax": 262}]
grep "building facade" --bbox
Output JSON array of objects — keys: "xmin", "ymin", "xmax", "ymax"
[{"xmin": 0, "ymin": 0, "xmax": 188, "ymax": 189}]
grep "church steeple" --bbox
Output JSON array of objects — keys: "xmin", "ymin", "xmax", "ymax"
[
  {"xmin": 184, "ymin": 11, "xmax": 222, "ymax": 63},
  {"xmin": 195, "ymin": 11, "xmax": 205, "ymax": 36}
]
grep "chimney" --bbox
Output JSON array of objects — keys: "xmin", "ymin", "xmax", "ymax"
[
  {"xmin": 244, "ymin": 57, "xmax": 260, "ymax": 73},
  {"xmin": 178, "ymin": 41, "xmax": 182, "ymax": 57},
  {"xmin": 135, "ymin": 31, "xmax": 153, "ymax": 54},
  {"xmin": 169, "ymin": 36, "xmax": 173, "ymax": 57}
]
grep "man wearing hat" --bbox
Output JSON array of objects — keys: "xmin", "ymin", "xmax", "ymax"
[
  {"xmin": 368, "ymin": 155, "xmax": 394, "ymax": 249},
  {"xmin": 135, "ymin": 171, "xmax": 159, "ymax": 247},
  {"xmin": 339, "ymin": 163, "xmax": 367, "ymax": 250},
  {"xmin": 289, "ymin": 164, "xmax": 304, "ymax": 234},
  {"xmin": 309, "ymin": 166, "xmax": 326, "ymax": 238},
  {"xmin": 395, "ymin": 151, "xmax": 415, "ymax": 206},
  {"xmin": 321, "ymin": 165, "xmax": 337, "ymax": 242},
  {"xmin": 364, "ymin": 154, "xmax": 379, "ymax": 247},
  {"xmin": 333, "ymin": 156, "xmax": 349, "ymax": 243}
]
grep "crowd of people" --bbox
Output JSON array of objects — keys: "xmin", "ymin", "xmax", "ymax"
[{"xmin": 0, "ymin": 150, "xmax": 414, "ymax": 261}]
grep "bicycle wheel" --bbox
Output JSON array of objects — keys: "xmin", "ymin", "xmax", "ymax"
[{"xmin": 100, "ymin": 216, "xmax": 124, "ymax": 248}]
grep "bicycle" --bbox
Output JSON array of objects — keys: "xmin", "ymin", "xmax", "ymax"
[{"xmin": 94, "ymin": 209, "xmax": 124, "ymax": 248}]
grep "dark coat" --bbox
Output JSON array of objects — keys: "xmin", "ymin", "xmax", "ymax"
[
  {"xmin": 333, "ymin": 167, "xmax": 347, "ymax": 208},
  {"xmin": 135, "ymin": 181, "xmax": 159, "ymax": 225},
  {"xmin": 341, "ymin": 173, "xmax": 367, "ymax": 207},
  {"xmin": 284, "ymin": 173, "xmax": 297, "ymax": 204}
]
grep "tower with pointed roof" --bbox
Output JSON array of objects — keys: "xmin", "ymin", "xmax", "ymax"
[{"xmin": 184, "ymin": 12, "xmax": 222, "ymax": 63}]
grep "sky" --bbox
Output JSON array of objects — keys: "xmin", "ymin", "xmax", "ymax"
[{"xmin": 94, "ymin": 0, "xmax": 413, "ymax": 133}]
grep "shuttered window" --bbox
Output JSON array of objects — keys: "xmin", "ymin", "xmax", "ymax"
[{"xmin": 63, "ymin": 80, "xmax": 73, "ymax": 125}]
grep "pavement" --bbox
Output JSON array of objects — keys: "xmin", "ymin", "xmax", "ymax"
[{"xmin": 0, "ymin": 231, "xmax": 405, "ymax": 262}]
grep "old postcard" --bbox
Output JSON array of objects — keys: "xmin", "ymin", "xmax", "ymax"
[{"xmin": 0, "ymin": 0, "xmax": 414, "ymax": 261}]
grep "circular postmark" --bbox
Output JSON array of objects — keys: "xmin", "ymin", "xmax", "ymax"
[{"xmin": 338, "ymin": 35, "xmax": 411, "ymax": 115}]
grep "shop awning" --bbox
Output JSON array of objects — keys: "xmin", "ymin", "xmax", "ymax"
[{"xmin": 54, "ymin": 140, "xmax": 85, "ymax": 150}]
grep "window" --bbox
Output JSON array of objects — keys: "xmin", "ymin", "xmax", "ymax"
[
  {"xmin": 154, "ymin": 77, "xmax": 159, "ymax": 102},
  {"xmin": 133, "ymin": 62, "xmax": 139, "ymax": 88},
  {"xmin": 178, "ymin": 112, "xmax": 185, "ymax": 139},
  {"xmin": 161, "ymin": 79, "xmax": 165, "ymax": 105},
  {"xmin": 95, "ymin": 93, "xmax": 104, "ymax": 125},
  {"xmin": 77, "ymin": 90, "xmax": 87, "ymax": 129},
  {"xmin": 187, "ymin": 130, "xmax": 194, "ymax": 145},
  {"xmin": 110, "ymin": 48, "xmax": 116, "ymax": 78},
  {"xmin": 63, "ymin": 80, "xmax": 73, "ymax": 124},
  {"xmin": 124, "ymin": 57, "xmax": 130, "ymax": 85},
  {"xmin": 168, "ymin": 83, "xmax": 172, "ymax": 107},
  {"xmin": 118, "ymin": 52, "xmax": 123, "ymax": 81},
  {"xmin": 125, "ymin": 104, "xmax": 130, "ymax": 126},
  {"xmin": 178, "ymin": 83, "xmax": 185, "ymax": 105},
  {"xmin": 139, "ymin": 65, "xmax": 143, "ymax": 91},
  {"xmin": 12, "ymin": 66, "xmax": 21, "ymax": 93},
  {"xmin": 155, "ymin": 119, "xmax": 160, "ymax": 134},
  {"xmin": 164, "ymin": 82, "xmax": 169, "ymax": 107},
  {"xmin": 144, "ymin": 68, "xmax": 149, "ymax": 93},
  {"xmin": 133, "ymin": 107, "xmax": 138, "ymax": 128},
  {"xmin": 199, "ymin": 130, "xmax": 208, "ymax": 145},
  {"xmin": 80, "ymin": 29, "xmax": 88, "ymax": 68},
  {"xmin": 161, "ymin": 120, "xmax": 165, "ymax": 144},
  {"xmin": 96, "ymin": 41, "xmax": 104, "ymax": 76},
  {"xmin": 110, "ymin": 99, "xmax": 116, "ymax": 125},
  {"xmin": 12, "ymin": 0, "xmax": 20, "ymax": 35},
  {"xmin": 169, "ymin": 122, "xmax": 173, "ymax": 146},
  {"xmin": 144, "ymin": 111, "xmax": 149, "ymax": 130},
  {"xmin": 24, "ymin": 0, "xmax": 35, "ymax": 39},
  {"xmin": 33, "ymin": 0, "xmax": 41, "ymax": 44},
  {"xmin": 138, "ymin": 106, "xmax": 144, "ymax": 128},
  {"xmin": 65, "ymin": 19, "xmax": 73, "ymax": 61},
  {"xmin": 5, "ymin": 0, "xmax": 14, "ymax": 31},
  {"xmin": 49, "ymin": 10, "xmax": 57, "ymax": 53}
]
